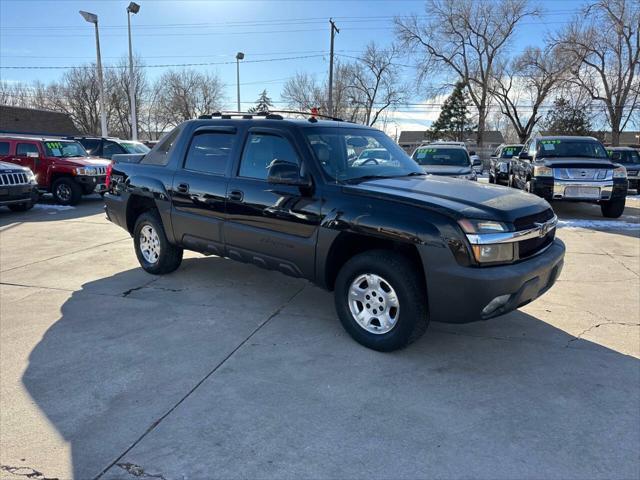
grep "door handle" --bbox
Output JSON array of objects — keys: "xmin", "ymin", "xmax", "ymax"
[
  {"xmin": 177, "ymin": 183, "xmax": 189, "ymax": 194},
  {"xmin": 228, "ymin": 190, "xmax": 244, "ymax": 202}
]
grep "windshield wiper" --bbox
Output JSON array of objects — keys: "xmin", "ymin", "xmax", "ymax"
[{"xmin": 405, "ymin": 172, "xmax": 426, "ymax": 176}]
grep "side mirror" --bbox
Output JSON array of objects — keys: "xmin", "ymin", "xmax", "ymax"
[
  {"xmin": 267, "ymin": 160, "xmax": 311, "ymax": 187},
  {"xmin": 519, "ymin": 152, "xmax": 531, "ymax": 160},
  {"xmin": 26, "ymin": 152, "xmax": 39, "ymax": 158},
  {"xmin": 611, "ymin": 152, "xmax": 621, "ymax": 161}
]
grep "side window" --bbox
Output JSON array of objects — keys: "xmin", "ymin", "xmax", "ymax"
[
  {"xmin": 16, "ymin": 143, "xmax": 39, "ymax": 156},
  {"xmin": 142, "ymin": 127, "xmax": 180, "ymax": 166},
  {"xmin": 0, "ymin": 142, "xmax": 10, "ymax": 156},
  {"xmin": 239, "ymin": 133, "xmax": 300, "ymax": 180},
  {"xmin": 184, "ymin": 132, "xmax": 235, "ymax": 175},
  {"xmin": 102, "ymin": 141, "xmax": 126, "ymax": 159}
]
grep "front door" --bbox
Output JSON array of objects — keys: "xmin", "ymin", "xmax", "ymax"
[
  {"xmin": 225, "ymin": 128, "xmax": 322, "ymax": 279},
  {"xmin": 170, "ymin": 126, "xmax": 238, "ymax": 256},
  {"xmin": 14, "ymin": 141, "xmax": 44, "ymax": 185}
]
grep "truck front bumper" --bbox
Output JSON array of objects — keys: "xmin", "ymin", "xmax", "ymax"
[
  {"xmin": 531, "ymin": 177, "xmax": 627, "ymax": 202},
  {"xmin": 75, "ymin": 174, "xmax": 107, "ymax": 193},
  {"xmin": 0, "ymin": 184, "xmax": 39, "ymax": 206},
  {"xmin": 421, "ymin": 239, "xmax": 565, "ymax": 324}
]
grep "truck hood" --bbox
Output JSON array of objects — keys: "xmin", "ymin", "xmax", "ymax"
[
  {"xmin": 54, "ymin": 157, "xmax": 111, "ymax": 168},
  {"xmin": 421, "ymin": 165, "xmax": 472, "ymax": 176},
  {"xmin": 345, "ymin": 175, "xmax": 551, "ymax": 223},
  {"xmin": 0, "ymin": 161, "xmax": 31, "ymax": 173},
  {"xmin": 539, "ymin": 157, "xmax": 614, "ymax": 169}
]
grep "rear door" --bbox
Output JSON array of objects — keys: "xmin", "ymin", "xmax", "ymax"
[
  {"xmin": 224, "ymin": 128, "xmax": 322, "ymax": 279},
  {"xmin": 170, "ymin": 126, "xmax": 238, "ymax": 256}
]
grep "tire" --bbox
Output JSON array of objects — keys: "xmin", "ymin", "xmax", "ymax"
[
  {"xmin": 334, "ymin": 249, "xmax": 428, "ymax": 352},
  {"xmin": 489, "ymin": 173, "xmax": 495, "ymax": 184},
  {"xmin": 52, "ymin": 178, "xmax": 82, "ymax": 205},
  {"xmin": 8, "ymin": 201, "xmax": 34, "ymax": 212},
  {"xmin": 133, "ymin": 210, "xmax": 183, "ymax": 274},
  {"xmin": 601, "ymin": 197, "xmax": 625, "ymax": 218}
]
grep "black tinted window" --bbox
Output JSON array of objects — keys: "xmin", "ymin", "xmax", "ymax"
[
  {"xmin": 184, "ymin": 132, "xmax": 234, "ymax": 175},
  {"xmin": 79, "ymin": 139, "xmax": 100, "ymax": 154},
  {"xmin": 142, "ymin": 127, "xmax": 180, "ymax": 166},
  {"xmin": 0, "ymin": 142, "xmax": 9, "ymax": 155},
  {"xmin": 16, "ymin": 143, "xmax": 39, "ymax": 155},
  {"xmin": 102, "ymin": 141, "xmax": 126, "ymax": 159},
  {"xmin": 239, "ymin": 133, "xmax": 299, "ymax": 180}
]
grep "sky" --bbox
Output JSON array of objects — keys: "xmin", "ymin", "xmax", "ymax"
[{"xmin": 0, "ymin": 0, "xmax": 590, "ymax": 133}]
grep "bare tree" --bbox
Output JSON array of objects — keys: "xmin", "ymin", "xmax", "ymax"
[
  {"xmin": 155, "ymin": 69, "xmax": 225, "ymax": 126},
  {"xmin": 553, "ymin": 0, "xmax": 639, "ymax": 145},
  {"xmin": 490, "ymin": 46, "xmax": 569, "ymax": 143},
  {"xmin": 395, "ymin": 0, "xmax": 539, "ymax": 146},
  {"xmin": 346, "ymin": 43, "xmax": 407, "ymax": 126}
]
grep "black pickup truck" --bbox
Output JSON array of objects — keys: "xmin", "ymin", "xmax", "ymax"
[{"xmin": 104, "ymin": 114, "xmax": 564, "ymax": 351}]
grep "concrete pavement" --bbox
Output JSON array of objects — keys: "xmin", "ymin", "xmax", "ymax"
[{"xmin": 1, "ymin": 196, "xmax": 639, "ymax": 479}]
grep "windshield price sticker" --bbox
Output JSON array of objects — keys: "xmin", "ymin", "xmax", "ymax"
[
  {"xmin": 45, "ymin": 142, "xmax": 63, "ymax": 149},
  {"xmin": 540, "ymin": 140, "xmax": 561, "ymax": 145}
]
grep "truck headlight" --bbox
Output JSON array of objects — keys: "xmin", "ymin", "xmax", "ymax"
[
  {"xmin": 533, "ymin": 165, "xmax": 553, "ymax": 177},
  {"xmin": 458, "ymin": 219, "xmax": 515, "ymax": 264},
  {"xmin": 457, "ymin": 173, "xmax": 476, "ymax": 180},
  {"xmin": 26, "ymin": 170, "xmax": 37, "ymax": 184},
  {"xmin": 458, "ymin": 219, "xmax": 508, "ymax": 234},
  {"xmin": 613, "ymin": 166, "xmax": 627, "ymax": 178}
]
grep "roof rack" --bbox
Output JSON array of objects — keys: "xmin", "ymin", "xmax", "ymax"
[{"xmin": 197, "ymin": 110, "xmax": 344, "ymax": 123}]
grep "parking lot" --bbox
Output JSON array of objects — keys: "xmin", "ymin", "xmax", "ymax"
[{"xmin": 1, "ymin": 194, "xmax": 639, "ymax": 479}]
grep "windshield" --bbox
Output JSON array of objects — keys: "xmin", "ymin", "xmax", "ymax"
[
  {"xmin": 537, "ymin": 139, "xmax": 608, "ymax": 159},
  {"xmin": 44, "ymin": 141, "xmax": 88, "ymax": 158},
  {"xmin": 412, "ymin": 147, "xmax": 470, "ymax": 166},
  {"xmin": 120, "ymin": 141, "xmax": 151, "ymax": 154},
  {"xmin": 501, "ymin": 146, "xmax": 522, "ymax": 158},
  {"xmin": 609, "ymin": 149, "xmax": 640, "ymax": 164},
  {"xmin": 305, "ymin": 127, "xmax": 422, "ymax": 182}
]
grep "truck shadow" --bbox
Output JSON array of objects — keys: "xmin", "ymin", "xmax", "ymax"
[
  {"xmin": 17, "ymin": 257, "xmax": 640, "ymax": 479},
  {"xmin": 0, "ymin": 195, "xmax": 105, "ymax": 227}
]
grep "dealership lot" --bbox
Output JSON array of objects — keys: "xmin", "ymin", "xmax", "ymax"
[{"xmin": 1, "ymin": 196, "xmax": 639, "ymax": 480}]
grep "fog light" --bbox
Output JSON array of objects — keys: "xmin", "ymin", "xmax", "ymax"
[
  {"xmin": 471, "ymin": 243, "xmax": 515, "ymax": 263},
  {"xmin": 482, "ymin": 294, "xmax": 511, "ymax": 316}
]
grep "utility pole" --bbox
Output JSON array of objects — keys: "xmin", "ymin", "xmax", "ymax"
[
  {"xmin": 127, "ymin": 2, "xmax": 140, "ymax": 140},
  {"xmin": 328, "ymin": 18, "xmax": 339, "ymax": 117}
]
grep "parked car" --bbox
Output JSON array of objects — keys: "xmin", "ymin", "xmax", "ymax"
[
  {"xmin": 0, "ymin": 136, "xmax": 111, "ymax": 205},
  {"xmin": 419, "ymin": 141, "xmax": 483, "ymax": 173},
  {"xmin": 607, "ymin": 146, "xmax": 640, "ymax": 191},
  {"xmin": 411, "ymin": 144, "xmax": 478, "ymax": 180},
  {"xmin": 104, "ymin": 113, "xmax": 564, "ymax": 352},
  {"xmin": 0, "ymin": 161, "xmax": 39, "ymax": 211},
  {"xmin": 510, "ymin": 136, "xmax": 627, "ymax": 218},
  {"xmin": 489, "ymin": 144, "xmax": 523, "ymax": 185},
  {"xmin": 73, "ymin": 136, "xmax": 150, "ymax": 160},
  {"xmin": 351, "ymin": 148, "xmax": 392, "ymax": 166}
]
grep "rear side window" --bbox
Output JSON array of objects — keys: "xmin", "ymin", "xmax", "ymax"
[
  {"xmin": 239, "ymin": 133, "xmax": 299, "ymax": 180},
  {"xmin": 0, "ymin": 142, "xmax": 9, "ymax": 155},
  {"xmin": 16, "ymin": 143, "xmax": 39, "ymax": 156},
  {"xmin": 142, "ymin": 127, "xmax": 180, "ymax": 166},
  {"xmin": 184, "ymin": 132, "xmax": 234, "ymax": 175},
  {"xmin": 102, "ymin": 141, "xmax": 126, "ymax": 159},
  {"xmin": 80, "ymin": 139, "xmax": 101, "ymax": 155}
]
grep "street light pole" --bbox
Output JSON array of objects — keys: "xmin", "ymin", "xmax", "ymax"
[
  {"xmin": 328, "ymin": 19, "xmax": 339, "ymax": 117},
  {"xmin": 236, "ymin": 52, "xmax": 244, "ymax": 112},
  {"xmin": 127, "ymin": 2, "xmax": 140, "ymax": 141},
  {"xmin": 80, "ymin": 11, "xmax": 108, "ymax": 137}
]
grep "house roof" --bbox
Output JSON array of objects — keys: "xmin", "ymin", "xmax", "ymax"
[{"xmin": 0, "ymin": 105, "xmax": 80, "ymax": 136}]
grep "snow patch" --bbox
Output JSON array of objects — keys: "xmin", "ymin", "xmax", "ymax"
[
  {"xmin": 557, "ymin": 219, "xmax": 639, "ymax": 230},
  {"xmin": 33, "ymin": 204, "xmax": 76, "ymax": 212}
]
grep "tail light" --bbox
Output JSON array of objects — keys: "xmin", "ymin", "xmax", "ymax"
[{"xmin": 105, "ymin": 161, "xmax": 113, "ymax": 189}]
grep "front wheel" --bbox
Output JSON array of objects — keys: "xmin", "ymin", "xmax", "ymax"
[
  {"xmin": 601, "ymin": 197, "xmax": 625, "ymax": 218},
  {"xmin": 488, "ymin": 172, "xmax": 495, "ymax": 184},
  {"xmin": 133, "ymin": 210, "xmax": 183, "ymax": 274},
  {"xmin": 334, "ymin": 250, "xmax": 428, "ymax": 352},
  {"xmin": 52, "ymin": 178, "xmax": 82, "ymax": 205}
]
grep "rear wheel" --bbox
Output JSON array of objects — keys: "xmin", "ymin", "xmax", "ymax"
[
  {"xmin": 133, "ymin": 210, "xmax": 183, "ymax": 274},
  {"xmin": 52, "ymin": 178, "xmax": 82, "ymax": 205},
  {"xmin": 334, "ymin": 250, "xmax": 428, "ymax": 352},
  {"xmin": 8, "ymin": 201, "xmax": 33, "ymax": 212},
  {"xmin": 601, "ymin": 197, "xmax": 625, "ymax": 218},
  {"xmin": 488, "ymin": 172, "xmax": 495, "ymax": 184}
]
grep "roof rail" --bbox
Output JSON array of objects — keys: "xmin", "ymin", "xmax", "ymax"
[{"xmin": 197, "ymin": 110, "xmax": 343, "ymax": 122}]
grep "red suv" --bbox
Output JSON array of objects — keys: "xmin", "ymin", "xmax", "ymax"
[{"xmin": 0, "ymin": 136, "xmax": 110, "ymax": 205}]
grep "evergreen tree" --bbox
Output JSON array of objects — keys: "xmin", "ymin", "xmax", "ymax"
[
  {"xmin": 429, "ymin": 81, "xmax": 474, "ymax": 141},
  {"xmin": 248, "ymin": 89, "xmax": 274, "ymax": 113},
  {"xmin": 542, "ymin": 97, "xmax": 592, "ymax": 136}
]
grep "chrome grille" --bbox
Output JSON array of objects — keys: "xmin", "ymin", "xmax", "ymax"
[
  {"xmin": 554, "ymin": 168, "xmax": 611, "ymax": 181},
  {"xmin": 0, "ymin": 172, "xmax": 29, "ymax": 186},
  {"xmin": 94, "ymin": 166, "xmax": 107, "ymax": 175}
]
